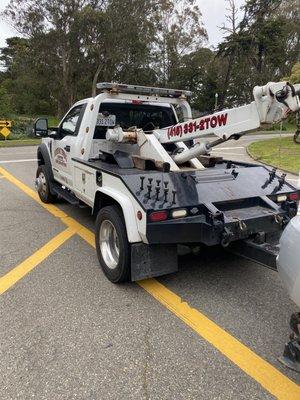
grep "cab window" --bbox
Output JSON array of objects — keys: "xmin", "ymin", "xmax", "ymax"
[
  {"xmin": 60, "ymin": 104, "xmax": 86, "ymax": 136},
  {"xmin": 93, "ymin": 103, "xmax": 176, "ymax": 139}
]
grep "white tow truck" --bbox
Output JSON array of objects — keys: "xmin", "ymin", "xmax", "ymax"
[
  {"xmin": 33, "ymin": 81, "xmax": 300, "ymax": 283},
  {"xmin": 34, "ymin": 81, "xmax": 300, "ymax": 371}
]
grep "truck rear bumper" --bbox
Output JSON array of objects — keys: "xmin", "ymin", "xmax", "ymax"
[{"xmin": 146, "ymin": 205, "xmax": 291, "ymax": 246}]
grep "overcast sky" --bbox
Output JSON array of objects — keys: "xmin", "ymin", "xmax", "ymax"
[{"xmin": 0, "ymin": 0, "xmax": 245, "ymax": 48}]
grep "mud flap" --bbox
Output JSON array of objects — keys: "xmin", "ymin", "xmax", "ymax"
[
  {"xmin": 130, "ymin": 243, "xmax": 178, "ymax": 281},
  {"xmin": 279, "ymin": 312, "xmax": 300, "ymax": 373},
  {"xmin": 279, "ymin": 341, "xmax": 300, "ymax": 373}
]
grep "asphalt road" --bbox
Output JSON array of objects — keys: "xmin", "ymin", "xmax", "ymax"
[{"xmin": 0, "ymin": 136, "xmax": 299, "ymax": 400}]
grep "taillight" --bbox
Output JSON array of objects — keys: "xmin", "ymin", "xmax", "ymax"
[
  {"xmin": 289, "ymin": 192, "xmax": 299, "ymax": 201},
  {"xmin": 132, "ymin": 100, "xmax": 143, "ymax": 105},
  {"xmin": 149, "ymin": 211, "xmax": 168, "ymax": 222}
]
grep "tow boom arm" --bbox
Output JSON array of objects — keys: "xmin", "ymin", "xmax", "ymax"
[
  {"xmin": 155, "ymin": 81, "xmax": 300, "ymax": 164},
  {"xmin": 106, "ymin": 81, "xmax": 300, "ymax": 166}
]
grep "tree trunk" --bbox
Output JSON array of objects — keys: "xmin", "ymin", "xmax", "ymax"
[
  {"xmin": 219, "ymin": 52, "xmax": 235, "ymax": 109},
  {"xmin": 92, "ymin": 64, "xmax": 102, "ymax": 97}
]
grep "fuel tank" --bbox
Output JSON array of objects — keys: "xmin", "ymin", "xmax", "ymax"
[{"xmin": 277, "ymin": 216, "xmax": 300, "ymax": 308}]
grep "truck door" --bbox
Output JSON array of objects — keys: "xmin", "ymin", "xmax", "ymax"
[{"xmin": 52, "ymin": 104, "xmax": 86, "ymax": 187}]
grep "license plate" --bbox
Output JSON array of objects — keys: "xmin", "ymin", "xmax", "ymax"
[{"xmin": 96, "ymin": 113, "xmax": 116, "ymax": 126}]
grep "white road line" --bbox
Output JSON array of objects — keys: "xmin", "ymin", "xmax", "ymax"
[
  {"xmin": 210, "ymin": 152, "xmax": 245, "ymax": 156},
  {"xmin": 0, "ymin": 152, "xmax": 36, "ymax": 156},
  {"xmin": 212, "ymin": 146, "xmax": 245, "ymax": 150},
  {"xmin": 0, "ymin": 158, "xmax": 38, "ymax": 164}
]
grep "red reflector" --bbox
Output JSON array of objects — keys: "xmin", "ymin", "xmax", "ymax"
[
  {"xmin": 149, "ymin": 211, "xmax": 168, "ymax": 222},
  {"xmin": 132, "ymin": 100, "xmax": 143, "ymax": 105},
  {"xmin": 289, "ymin": 192, "xmax": 299, "ymax": 201}
]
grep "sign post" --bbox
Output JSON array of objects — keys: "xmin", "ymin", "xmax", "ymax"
[{"xmin": 0, "ymin": 120, "xmax": 12, "ymax": 140}]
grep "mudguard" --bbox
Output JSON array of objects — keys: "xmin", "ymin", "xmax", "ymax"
[
  {"xmin": 277, "ymin": 216, "xmax": 300, "ymax": 308},
  {"xmin": 37, "ymin": 142, "xmax": 56, "ymax": 195},
  {"xmin": 37, "ymin": 143, "xmax": 54, "ymax": 180},
  {"xmin": 95, "ymin": 187, "xmax": 142, "ymax": 243}
]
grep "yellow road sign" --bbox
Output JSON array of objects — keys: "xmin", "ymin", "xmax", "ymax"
[
  {"xmin": 0, "ymin": 127, "xmax": 10, "ymax": 138},
  {"xmin": 0, "ymin": 120, "xmax": 12, "ymax": 128}
]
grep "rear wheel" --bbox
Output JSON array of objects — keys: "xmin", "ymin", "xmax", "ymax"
[
  {"xmin": 35, "ymin": 165, "xmax": 57, "ymax": 203},
  {"xmin": 95, "ymin": 205, "xmax": 131, "ymax": 283}
]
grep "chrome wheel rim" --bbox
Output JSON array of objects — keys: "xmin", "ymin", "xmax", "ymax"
[
  {"xmin": 38, "ymin": 171, "xmax": 47, "ymax": 197},
  {"xmin": 99, "ymin": 220, "xmax": 120, "ymax": 269}
]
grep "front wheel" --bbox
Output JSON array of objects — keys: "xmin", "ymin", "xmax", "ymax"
[
  {"xmin": 35, "ymin": 165, "xmax": 57, "ymax": 203},
  {"xmin": 95, "ymin": 205, "xmax": 131, "ymax": 283}
]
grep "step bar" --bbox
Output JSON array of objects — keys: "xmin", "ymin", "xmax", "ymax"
[{"xmin": 52, "ymin": 184, "xmax": 80, "ymax": 206}]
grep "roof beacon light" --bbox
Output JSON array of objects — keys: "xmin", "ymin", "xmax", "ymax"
[{"xmin": 96, "ymin": 82, "xmax": 192, "ymax": 98}]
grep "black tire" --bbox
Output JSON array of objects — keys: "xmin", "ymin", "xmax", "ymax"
[
  {"xmin": 36, "ymin": 165, "xmax": 57, "ymax": 203},
  {"xmin": 95, "ymin": 205, "xmax": 131, "ymax": 283}
]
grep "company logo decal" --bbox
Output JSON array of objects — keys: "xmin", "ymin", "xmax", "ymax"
[{"xmin": 54, "ymin": 147, "xmax": 67, "ymax": 167}]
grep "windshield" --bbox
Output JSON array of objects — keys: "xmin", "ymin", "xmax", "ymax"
[{"xmin": 93, "ymin": 102, "xmax": 176, "ymax": 139}]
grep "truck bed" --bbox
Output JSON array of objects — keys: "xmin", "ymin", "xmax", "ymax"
[{"xmin": 73, "ymin": 157, "xmax": 297, "ymax": 212}]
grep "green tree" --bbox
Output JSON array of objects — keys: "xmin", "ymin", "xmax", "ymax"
[
  {"xmin": 217, "ymin": 0, "xmax": 300, "ymax": 107},
  {"xmin": 3, "ymin": 0, "xmax": 106, "ymax": 115},
  {"xmin": 0, "ymin": 37, "xmax": 55, "ymax": 115},
  {"xmin": 285, "ymin": 62, "xmax": 300, "ymax": 84},
  {"xmin": 154, "ymin": 0, "xmax": 207, "ymax": 86},
  {"xmin": 0, "ymin": 86, "xmax": 12, "ymax": 117}
]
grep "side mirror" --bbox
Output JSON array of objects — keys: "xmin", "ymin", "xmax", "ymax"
[{"xmin": 33, "ymin": 118, "xmax": 48, "ymax": 137}]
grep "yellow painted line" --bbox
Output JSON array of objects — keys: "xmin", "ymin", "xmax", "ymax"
[
  {"xmin": 69, "ymin": 218, "xmax": 300, "ymax": 400},
  {"xmin": 62, "ymin": 216, "xmax": 96, "ymax": 247},
  {"xmin": 0, "ymin": 228, "xmax": 75, "ymax": 295},
  {"xmin": 1, "ymin": 165, "xmax": 300, "ymax": 398},
  {"xmin": 0, "ymin": 166, "xmax": 67, "ymax": 220},
  {"xmin": 139, "ymin": 279, "xmax": 300, "ymax": 400}
]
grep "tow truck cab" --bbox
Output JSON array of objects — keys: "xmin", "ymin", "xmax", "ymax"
[{"xmin": 42, "ymin": 99, "xmax": 181, "ymax": 188}]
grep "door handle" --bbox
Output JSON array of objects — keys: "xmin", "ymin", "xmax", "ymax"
[{"xmin": 64, "ymin": 145, "xmax": 70, "ymax": 152}]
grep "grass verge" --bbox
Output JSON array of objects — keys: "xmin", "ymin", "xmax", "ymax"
[
  {"xmin": 248, "ymin": 136, "xmax": 300, "ymax": 174},
  {"xmin": 0, "ymin": 139, "xmax": 41, "ymax": 147}
]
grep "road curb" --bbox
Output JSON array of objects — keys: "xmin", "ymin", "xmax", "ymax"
[
  {"xmin": 246, "ymin": 145, "xmax": 299, "ymax": 177},
  {"xmin": 0, "ymin": 141, "xmax": 41, "ymax": 148}
]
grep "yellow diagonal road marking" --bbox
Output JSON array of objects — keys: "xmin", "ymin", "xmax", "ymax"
[
  {"xmin": 139, "ymin": 279, "xmax": 300, "ymax": 400},
  {"xmin": 1, "ymin": 165, "xmax": 300, "ymax": 399},
  {"xmin": 0, "ymin": 228, "xmax": 75, "ymax": 295},
  {"xmin": 62, "ymin": 216, "xmax": 95, "ymax": 247}
]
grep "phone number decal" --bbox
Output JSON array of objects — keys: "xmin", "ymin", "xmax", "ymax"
[{"xmin": 167, "ymin": 113, "xmax": 228, "ymax": 140}]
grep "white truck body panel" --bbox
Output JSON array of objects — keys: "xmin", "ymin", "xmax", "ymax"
[{"xmin": 60, "ymin": 158, "xmax": 145, "ymax": 243}]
